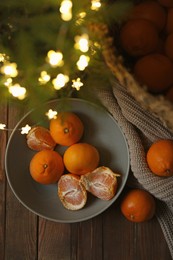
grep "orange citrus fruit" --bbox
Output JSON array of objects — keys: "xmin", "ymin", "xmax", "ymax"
[
  {"xmin": 26, "ymin": 126, "xmax": 56, "ymax": 151},
  {"xmin": 58, "ymin": 174, "xmax": 87, "ymax": 210},
  {"xmin": 63, "ymin": 143, "xmax": 100, "ymax": 175},
  {"xmin": 134, "ymin": 54, "xmax": 173, "ymax": 93},
  {"xmin": 120, "ymin": 189, "xmax": 156, "ymax": 223},
  {"xmin": 146, "ymin": 139, "xmax": 173, "ymax": 177},
  {"xmin": 49, "ymin": 112, "xmax": 84, "ymax": 146},
  {"xmin": 120, "ymin": 19, "xmax": 159, "ymax": 56},
  {"xmin": 159, "ymin": 0, "xmax": 173, "ymax": 7},
  {"xmin": 29, "ymin": 150, "xmax": 64, "ymax": 184},
  {"xmin": 128, "ymin": 1, "xmax": 166, "ymax": 32}
]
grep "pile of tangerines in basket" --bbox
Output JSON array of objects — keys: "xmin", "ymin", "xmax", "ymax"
[
  {"xmin": 119, "ymin": 0, "xmax": 173, "ymax": 100},
  {"xmin": 26, "ymin": 110, "xmax": 173, "ymax": 223}
]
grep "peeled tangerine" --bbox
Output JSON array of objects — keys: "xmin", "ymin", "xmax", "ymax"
[
  {"xmin": 26, "ymin": 126, "xmax": 56, "ymax": 151},
  {"xmin": 80, "ymin": 166, "xmax": 120, "ymax": 200},
  {"xmin": 58, "ymin": 174, "xmax": 87, "ymax": 210}
]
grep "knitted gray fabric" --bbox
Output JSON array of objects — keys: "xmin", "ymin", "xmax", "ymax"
[{"xmin": 96, "ymin": 79, "xmax": 173, "ymax": 258}]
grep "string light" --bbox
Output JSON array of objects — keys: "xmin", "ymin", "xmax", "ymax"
[
  {"xmin": 76, "ymin": 12, "xmax": 86, "ymax": 25},
  {"xmin": 60, "ymin": 0, "xmax": 73, "ymax": 21},
  {"xmin": 38, "ymin": 71, "xmax": 51, "ymax": 84},
  {"xmin": 4, "ymin": 78, "xmax": 13, "ymax": 87},
  {"xmin": 0, "ymin": 1, "xmax": 106, "ymax": 134},
  {"xmin": 77, "ymin": 55, "xmax": 90, "ymax": 71},
  {"xmin": 47, "ymin": 50, "xmax": 64, "ymax": 67},
  {"xmin": 91, "ymin": 0, "xmax": 102, "ymax": 11},
  {"xmin": 1, "ymin": 62, "xmax": 18, "ymax": 77},
  {"xmin": 52, "ymin": 73, "xmax": 69, "ymax": 90},
  {"xmin": 72, "ymin": 78, "xmax": 83, "ymax": 91},
  {"xmin": 0, "ymin": 53, "xmax": 7, "ymax": 63},
  {"xmin": 45, "ymin": 109, "xmax": 58, "ymax": 119},
  {"xmin": 8, "ymin": 84, "xmax": 26, "ymax": 100},
  {"xmin": 74, "ymin": 34, "xmax": 89, "ymax": 53},
  {"xmin": 0, "ymin": 124, "xmax": 6, "ymax": 130},
  {"xmin": 21, "ymin": 124, "xmax": 31, "ymax": 134}
]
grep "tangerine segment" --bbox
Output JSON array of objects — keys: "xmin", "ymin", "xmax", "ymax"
[
  {"xmin": 120, "ymin": 189, "xmax": 156, "ymax": 223},
  {"xmin": 58, "ymin": 174, "xmax": 87, "ymax": 210},
  {"xmin": 30, "ymin": 150, "xmax": 64, "ymax": 184},
  {"xmin": 27, "ymin": 126, "xmax": 56, "ymax": 151},
  {"xmin": 146, "ymin": 139, "xmax": 173, "ymax": 177},
  {"xmin": 63, "ymin": 143, "xmax": 100, "ymax": 175},
  {"xmin": 49, "ymin": 112, "xmax": 84, "ymax": 146},
  {"xmin": 80, "ymin": 166, "xmax": 119, "ymax": 200}
]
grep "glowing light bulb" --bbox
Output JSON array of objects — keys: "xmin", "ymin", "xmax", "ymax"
[
  {"xmin": 9, "ymin": 84, "xmax": 26, "ymax": 100},
  {"xmin": 60, "ymin": 0, "xmax": 73, "ymax": 21},
  {"xmin": 52, "ymin": 73, "xmax": 69, "ymax": 90},
  {"xmin": 0, "ymin": 53, "xmax": 6, "ymax": 62},
  {"xmin": 47, "ymin": 50, "xmax": 63, "ymax": 67},
  {"xmin": 72, "ymin": 78, "xmax": 83, "ymax": 91},
  {"xmin": 74, "ymin": 34, "xmax": 89, "ymax": 52},
  {"xmin": 38, "ymin": 71, "xmax": 51, "ymax": 84},
  {"xmin": 78, "ymin": 12, "xmax": 86, "ymax": 19},
  {"xmin": 91, "ymin": 0, "xmax": 101, "ymax": 10},
  {"xmin": 45, "ymin": 109, "xmax": 58, "ymax": 119},
  {"xmin": 0, "ymin": 124, "xmax": 6, "ymax": 130},
  {"xmin": 4, "ymin": 78, "xmax": 12, "ymax": 87},
  {"xmin": 76, "ymin": 55, "xmax": 90, "ymax": 71},
  {"xmin": 1, "ymin": 63, "xmax": 18, "ymax": 77},
  {"xmin": 21, "ymin": 124, "xmax": 31, "ymax": 134},
  {"xmin": 76, "ymin": 12, "xmax": 86, "ymax": 25}
]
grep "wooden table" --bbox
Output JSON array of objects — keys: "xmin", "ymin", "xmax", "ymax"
[{"xmin": 0, "ymin": 102, "xmax": 172, "ymax": 260}]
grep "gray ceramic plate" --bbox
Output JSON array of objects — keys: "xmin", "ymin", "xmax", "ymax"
[{"xmin": 5, "ymin": 98, "xmax": 129, "ymax": 223}]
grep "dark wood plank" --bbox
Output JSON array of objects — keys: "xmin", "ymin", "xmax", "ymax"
[
  {"xmin": 75, "ymin": 215, "xmax": 103, "ymax": 260},
  {"xmin": 38, "ymin": 213, "xmax": 103, "ymax": 260},
  {"xmin": 5, "ymin": 105, "xmax": 38, "ymax": 260},
  {"xmin": 0, "ymin": 104, "xmax": 8, "ymax": 260},
  {"xmin": 38, "ymin": 218, "xmax": 71, "ymax": 259}
]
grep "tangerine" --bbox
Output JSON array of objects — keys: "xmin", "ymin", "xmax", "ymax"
[
  {"xmin": 159, "ymin": 0, "xmax": 173, "ymax": 8},
  {"xmin": 166, "ymin": 8, "xmax": 173, "ymax": 34},
  {"xmin": 166, "ymin": 86, "xmax": 173, "ymax": 103},
  {"xmin": 120, "ymin": 189, "xmax": 156, "ymax": 223},
  {"xmin": 120, "ymin": 19, "xmax": 159, "ymax": 56},
  {"xmin": 29, "ymin": 150, "xmax": 64, "ymax": 184},
  {"xmin": 164, "ymin": 33, "xmax": 173, "ymax": 62},
  {"xmin": 146, "ymin": 139, "xmax": 173, "ymax": 177},
  {"xmin": 128, "ymin": 1, "xmax": 166, "ymax": 31},
  {"xmin": 26, "ymin": 126, "xmax": 56, "ymax": 151},
  {"xmin": 58, "ymin": 174, "xmax": 87, "ymax": 210},
  {"xmin": 63, "ymin": 143, "xmax": 100, "ymax": 175},
  {"xmin": 49, "ymin": 112, "xmax": 84, "ymax": 146},
  {"xmin": 134, "ymin": 54, "xmax": 173, "ymax": 93}
]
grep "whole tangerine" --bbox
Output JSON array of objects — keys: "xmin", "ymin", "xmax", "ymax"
[
  {"xmin": 63, "ymin": 143, "xmax": 100, "ymax": 175},
  {"xmin": 128, "ymin": 1, "xmax": 166, "ymax": 31},
  {"xmin": 29, "ymin": 150, "xmax": 64, "ymax": 184},
  {"xmin": 120, "ymin": 189, "xmax": 156, "ymax": 223},
  {"xmin": 166, "ymin": 8, "xmax": 173, "ymax": 34},
  {"xmin": 164, "ymin": 33, "xmax": 173, "ymax": 61},
  {"xmin": 166, "ymin": 86, "xmax": 173, "ymax": 103},
  {"xmin": 134, "ymin": 53, "xmax": 173, "ymax": 93},
  {"xmin": 158, "ymin": 0, "xmax": 173, "ymax": 7},
  {"xmin": 120, "ymin": 19, "xmax": 159, "ymax": 56},
  {"xmin": 50, "ymin": 111, "xmax": 84, "ymax": 146},
  {"xmin": 146, "ymin": 139, "xmax": 173, "ymax": 177}
]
